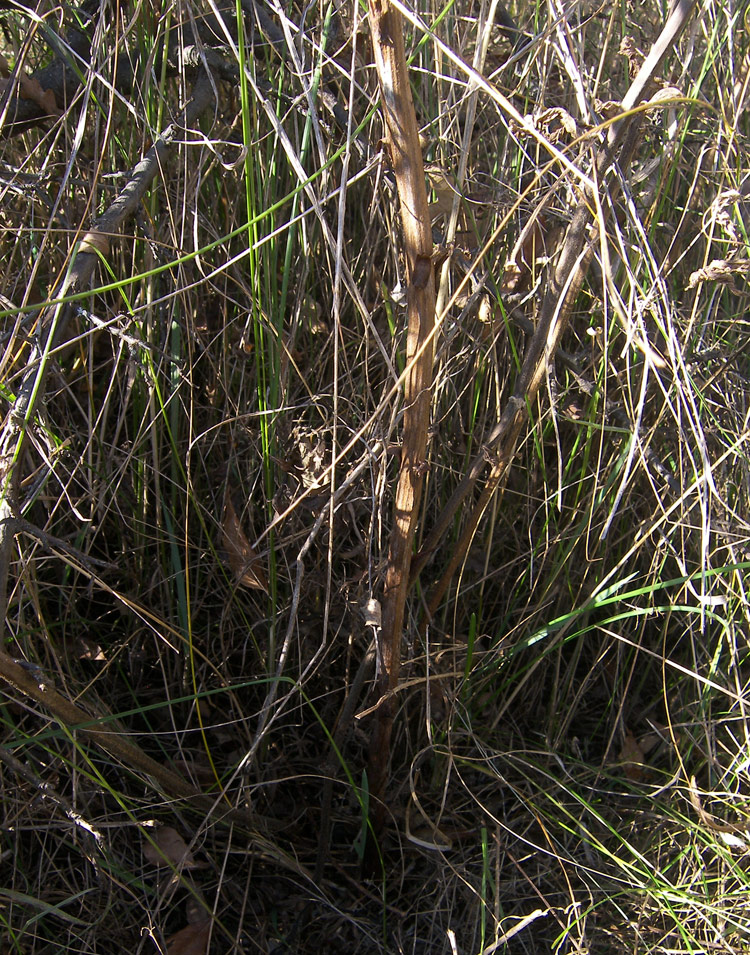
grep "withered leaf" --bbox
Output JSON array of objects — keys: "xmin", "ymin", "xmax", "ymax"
[
  {"xmin": 222, "ymin": 498, "xmax": 269, "ymax": 592},
  {"xmin": 689, "ymin": 257, "xmax": 750, "ymax": 289},
  {"xmin": 617, "ymin": 730, "xmax": 647, "ymax": 782},
  {"xmin": 165, "ymin": 919, "xmax": 211, "ymax": 955},
  {"xmin": 19, "ymin": 74, "xmax": 61, "ymax": 115},
  {"xmin": 143, "ymin": 826, "xmax": 201, "ymax": 869},
  {"xmin": 0, "ymin": 70, "xmax": 61, "ymax": 117}
]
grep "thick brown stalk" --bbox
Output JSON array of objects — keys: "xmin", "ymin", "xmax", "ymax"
[
  {"xmin": 411, "ymin": 0, "xmax": 697, "ymax": 599},
  {"xmin": 366, "ymin": 0, "xmax": 436, "ymax": 860}
]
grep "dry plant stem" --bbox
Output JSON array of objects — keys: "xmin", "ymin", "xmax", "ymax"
[
  {"xmin": 315, "ymin": 643, "xmax": 376, "ymax": 880},
  {"xmin": 422, "ymin": 235, "xmax": 597, "ymax": 620},
  {"xmin": 366, "ymin": 0, "xmax": 436, "ymax": 851},
  {"xmin": 412, "ymin": 0, "xmax": 697, "ymax": 597},
  {"xmin": 0, "ymin": 660, "xmax": 313, "ymax": 889},
  {"xmin": 0, "ymin": 651, "xmax": 204, "ymax": 801}
]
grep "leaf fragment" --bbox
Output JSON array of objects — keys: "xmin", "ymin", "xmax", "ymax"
[
  {"xmin": 617, "ymin": 730, "xmax": 646, "ymax": 782},
  {"xmin": 18, "ymin": 74, "xmax": 61, "ymax": 115},
  {"xmin": 0, "ymin": 70, "xmax": 61, "ymax": 115},
  {"xmin": 689, "ymin": 257, "xmax": 750, "ymax": 289},
  {"xmin": 222, "ymin": 498, "xmax": 269, "ymax": 592},
  {"xmin": 143, "ymin": 826, "xmax": 200, "ymax": 869},
  {"xmin": 165, "ymin": 919, "xmax": 211, "ymax": 955}
]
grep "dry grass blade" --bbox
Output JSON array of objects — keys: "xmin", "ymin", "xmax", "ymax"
[
  {"xmin": 0, "ymin": 67, "xmax": 218, "ymax": 625},
  {"xmin": 414, "ymin": 0, "xmax": 698, "ymax": 611},
  {"xmin": 0, "ymin": 651, "xmax": 208, "ymax": 804}
]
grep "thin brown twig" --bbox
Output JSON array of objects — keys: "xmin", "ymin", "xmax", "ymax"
[{"xmin": 0, "ymin": 650, "xmax": 293, "ymax": 840}]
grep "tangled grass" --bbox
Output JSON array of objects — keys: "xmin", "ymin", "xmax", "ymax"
[{"xmin": 1, "ymin": 0, "xmax": 750, "ymax": 952}]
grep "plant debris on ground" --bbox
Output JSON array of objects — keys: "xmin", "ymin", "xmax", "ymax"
[{"xmin": 1, "ymin": 0, "xmax": 750, "ymax": 952}]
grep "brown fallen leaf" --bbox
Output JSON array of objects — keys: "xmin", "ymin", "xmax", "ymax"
[
  {"xmin": 18, "ymin": 74, "xmax": 61, "ymax": 115},
  {"xmin": 166, "ymin": 919, "xmax": 211, "ymax": 955},
  {"xmin": 222, "ymin": 497, "xmax": 269, "ymax": 592},
  {"xmin": 143, "ymin": 826, "xmax": 201, "ymax": 869},
  {"xmin": 0, "ymin": 68, "xmax": 62, "ymax": 118},
  {"xmin": 617, "ymin": 730, "xmax": 647, "ymax": 782}
]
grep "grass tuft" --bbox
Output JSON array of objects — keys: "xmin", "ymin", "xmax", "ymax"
[{"xmin": 1, "ymin": 0, "xmax": 750, "ymax": 951}]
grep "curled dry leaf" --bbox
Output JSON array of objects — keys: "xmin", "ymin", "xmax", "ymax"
[
  {"xmin": 617, "ymin": 730, "xmax": 647, "ymax": 782},
  {"xmin": 689, "ymin": 257, "xmax": 750, "ymax": 289},
  {"xmin": 143, "ymin": 826, "xmax": 201, "ymax": 869},
  {"xmin": 222, "ymin": 497, "xmax": 269, "ymax": 592},
  {"xmin": 0, "ymin": 68, "xmax": 62, "ymax": 117},
  {"xmin": 511, "ymin": 107, "xmax": 577, "ymax": 143},
  {"xmin": 165, "ymin": 919, "xmax": 211, "ymax": 955},
  {"xmin": 619, "ymin": 35, "xmax": 644, "ymax": 80}
]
